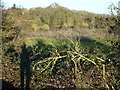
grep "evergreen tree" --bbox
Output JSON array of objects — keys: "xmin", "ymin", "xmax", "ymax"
[{"xmin": 11, "ymin": 4, "xmax": 16, "ymax": 9}]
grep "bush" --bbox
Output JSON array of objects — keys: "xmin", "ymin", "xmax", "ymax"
[{"xmin": 40, "ymin": 24, "xmax": 50, "ymax": 30}]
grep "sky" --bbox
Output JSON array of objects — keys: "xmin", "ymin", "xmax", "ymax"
[{"xmin": 2, "ymin": 0, "xmax": 120, "ymax": 14}]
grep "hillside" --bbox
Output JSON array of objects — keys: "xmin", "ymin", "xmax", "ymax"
[
  {"xmin": 3, "ymin": 4, "xmax": 119, "ymax": 40},
  {"xmin": 3, "ymin": 4, "xmax": 115, "ymax": 30},
  {"xmin": 2, "ymin": 3, "xmax": 120, "ymax": 89}
]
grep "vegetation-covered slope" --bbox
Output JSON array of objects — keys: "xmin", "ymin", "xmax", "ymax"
[
  {"xmin": 4, "ymin": 5, "xmax": 117, "ymax": 30},
  {"xmin": 2, "ymin": 3, "xmax": 120, "ymax": 89}
]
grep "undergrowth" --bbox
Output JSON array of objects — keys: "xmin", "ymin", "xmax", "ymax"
[{"xmin": 21, "ymin": 36, "xmax": 120, "ymax": 89}]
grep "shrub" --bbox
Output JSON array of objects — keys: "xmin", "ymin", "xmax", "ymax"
[{"xmin": 40, "ymin": 24, "xmax": 50, "ymax": 30}]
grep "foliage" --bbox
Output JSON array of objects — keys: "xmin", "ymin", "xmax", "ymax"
[
  {"xmin": 10, "ymin": 4, "xmax": 17, "ymax": 9},
  {"xmin": 25, "ymin": 6, "xmax": 112, "ymax": 30},
  {"xmin": 40, "ymin": 24, "xmax": 50, "ymax": 30},
  {"xmin": 24, "ymin": 37, "xmax": 120, "ymax": 89},
  {"xmin": 2, "ymin": 10, "xmax": 21, "ymax": 62},
  {"xmin": 2, "ymin": 3, "xmax": 120, "ymax": 89},
  {"xmin": 2, "ymin": 13, "xmax": 15, "ymax": 43},
  {"xmin": 5, "ymin": 4, "xmax": 119, "ymax": 32},
  {"xmin": 107, "ymin": 3, "xmax": 120, "ymax": 36}
]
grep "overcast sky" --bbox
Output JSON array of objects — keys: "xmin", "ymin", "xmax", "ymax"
[{"xmin": 2, "ymin": 0, "xmax": 120, "ymax": 14}]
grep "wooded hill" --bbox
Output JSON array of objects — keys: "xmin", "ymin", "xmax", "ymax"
[
  {"xmin": 3, "ymin": 3, "xmax": 118, "ymax": 32},
  {"xmin": 2, "ymin": 3, "xmax": 120, "ymax": 89}
]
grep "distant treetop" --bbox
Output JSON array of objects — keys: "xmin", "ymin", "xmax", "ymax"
[{"xmin": 50, "ymin": 2, "xmax": 59, "ymax": 8}]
